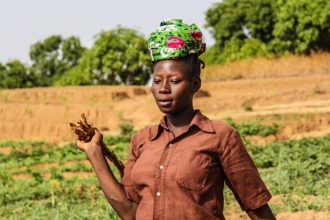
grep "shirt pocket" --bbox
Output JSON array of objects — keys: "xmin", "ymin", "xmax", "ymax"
[{"xmin": 175, "ymin": 149, "xmax": 212, "ymax": 191}]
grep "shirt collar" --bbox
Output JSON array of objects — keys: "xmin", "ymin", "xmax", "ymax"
[{"xmin": 148, "ymin": 109, "xmax": 215, "ymax": 141}]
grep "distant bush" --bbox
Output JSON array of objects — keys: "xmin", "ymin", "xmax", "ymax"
[
  {"xmin": 0, "ymin": 60, "xmax": 36, "ymax": 89},
  {"xmin": 103, "ymin": 133, "xmax": 132, "ymax": 145},
  {"xmin": 119, "ymin": 123, "xmax": 134, "ymax": 136},
  {"xmin": 226, "ymin": 118, "xmax": 279, "ymax": 137},
  {"xmin": 53, "ymin": 66, "xmax": 92, "ymax": 86}
]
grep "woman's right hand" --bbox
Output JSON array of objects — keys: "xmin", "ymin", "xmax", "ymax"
[{"xmin": 76, "ymin": 128, "xmax": 103, "ymax": 154}]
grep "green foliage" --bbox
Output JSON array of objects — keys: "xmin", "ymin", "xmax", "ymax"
[
  {"xmin": 272, "ymin": 0, "xmax": 330, "ymax": 53},
  {"xmin": 31, "ymin": 169, "xmax": 44, "ymax": 183},
  {"xmin": 0, "ymin": 134, "xmax": 132, "ymax": 220},
  {"xmin": 0, "ymin": 169, "xmax": 12, "ymax": 185},
  {"xmin": 52, "ymin": 65, "xmax": 92, "ymax": 86},
  {"xmin": 1, "ymin": 131, "xmax": 329, "ymax": 218},
  {"xmin": 62, "ymin": 37, "xmax": 86, "ymax": 66},
  {"xmin": 200, "ymin": 45, "xmax": 220, "ymax": 65},
  {"xmin": 206, "ymin": 27, "xmax": 271, "ymax": 65},
  {"xmin": 29, "ymin": 35, "xmax": 85, "ymax": 86},
  {"xmin": 119, "ymin": 122, "xmax": 134, "ymax": 135},
  {"xmin": 78, "ymin": 27, "xmax": 152, "ymax": 85},
  {"xmin": 2, "ymin": 27, "xmax": 153, "ymax": 89},
  {"xmin": 103, "ymin": 134, "xmax": 132, "ymax": 146},
  {"xmin": 50, "ymin": 168, "xmax": 64, "ymax": 180},
  {"xmin": 205, "ymin": 0, "xmax": 275, "ymax": 63},
  {"xmin": 250, "ymin": 134, "xmax": 330, "ymax": 196},
  {"xmin": 205, "ymin": 0, "xmax": 330, "ymax": 64},
  {"xmin": 0, "ymin": 60, "xmax": 36, "ymax": 89},
  {"xmin": 0, "ymin": 62, "xmax": 5, "ymax": 87},
  {"xmin": 226, "ymin": 118, "xmax": 279, "ymax": 137},
  {"xmin": 0, "ymin": 139, "xmax": 48, "ymax": 148},
  {"xmin": 0, "ymin": 178, "xmax": 120, "ymax": 219},
  {"xmin": 206, "ymin": 0, "xmax": 276, "ymax": 45},
  {"xmin": 239, "ymin": 38, "xmax": 271, "ymax": 58}
]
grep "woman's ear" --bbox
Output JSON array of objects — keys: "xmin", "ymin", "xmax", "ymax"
[{"xmin": 193, "ymin": 77, "xmax": 201, "ymax": 93}]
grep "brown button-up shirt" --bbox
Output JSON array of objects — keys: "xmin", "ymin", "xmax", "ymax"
[{"xmin": 121, "ymin": 110, "xmax": 271, "ymax": 220}]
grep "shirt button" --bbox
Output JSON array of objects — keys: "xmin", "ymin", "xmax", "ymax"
[
  {"xmin": 156, "ymin": 192, "xmax": 161, "ymax": 197},
  {"xmin": 160, "ymin": 165, "xmax": 164, "ymax": 170}
]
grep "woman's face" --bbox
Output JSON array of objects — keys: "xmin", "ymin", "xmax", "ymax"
[{"xmin": 151, "ymin": 59, "xmax": 200, "ymax": 114}]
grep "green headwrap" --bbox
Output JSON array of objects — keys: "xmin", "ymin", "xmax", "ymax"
[{"xmin": 148, "ymin": 19, "xmax": 206, "ymax": 62}]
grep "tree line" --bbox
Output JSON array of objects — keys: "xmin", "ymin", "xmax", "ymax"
[
  {"xmin": 0, "ymin": 27, "xmax": 152, "ymax": 89},
  {"xmin": 202, "ymin": 0, "xmax": 330, "ymax": 64},
  {"xmin": 1, "ymin": 0, "xmax": 329, "ymax": 89}
]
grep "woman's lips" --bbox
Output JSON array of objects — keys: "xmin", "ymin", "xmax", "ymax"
[{"xmin": 157, "ymin": 100, "xmax": 173, "ymax": 107}]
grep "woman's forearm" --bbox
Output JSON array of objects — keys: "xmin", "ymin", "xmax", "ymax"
[
  {"xmin": 86, "ymin": 143, "xmax": 137, "ymax": 220},
  {"xmin": 246, "ymin": 204, "xmax": 276, "ymax": 220}
]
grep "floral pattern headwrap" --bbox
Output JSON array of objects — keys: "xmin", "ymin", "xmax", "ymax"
[{"xmin": 148, "ymin": 19, "xmax": 206, "ymax": 62}]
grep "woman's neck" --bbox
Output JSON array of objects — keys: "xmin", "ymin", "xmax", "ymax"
[{"xmin": 166, "ymin": 107, "xmax": 196, "ymax": 129}]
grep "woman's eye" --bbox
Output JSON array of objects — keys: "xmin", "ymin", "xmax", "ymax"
[
  {"xmin": 153, "ymin": 79, "xmax": 161, "ymax": 84},
  {"xmin": 170, "ymin": 80, "xmax": 180, "ymax": 84}
]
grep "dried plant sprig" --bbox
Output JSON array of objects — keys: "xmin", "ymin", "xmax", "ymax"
[{"xmin": 70, "ymin": 113, "xmax": 125, "ymax": 178}]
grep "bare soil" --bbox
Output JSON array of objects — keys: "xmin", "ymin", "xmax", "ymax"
[
  {"xmin": 0, "ymin": 74, "xmax": 329, "ymax": 142},
  {"xmin": 226, "ymin": 210, "xmax": 329, "ymax": 220},
  {"xmin": 0, "ymin": 147, "xmax": 12, "ymax": 154}
]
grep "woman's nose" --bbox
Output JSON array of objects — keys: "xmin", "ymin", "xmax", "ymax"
[{"xmin": 159, "ymin": 82, "xmax": 171, "ymax": 93}]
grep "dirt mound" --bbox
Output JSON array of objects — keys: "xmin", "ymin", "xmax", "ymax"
[
  {"xmin": 202, "ymin": 52, "xmax": 330, "ymax": 81},
  {"xmin": 0, "ymin": 74, "xmax": 329, "ymax": 142}
]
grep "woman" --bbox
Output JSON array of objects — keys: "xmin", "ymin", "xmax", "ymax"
[{"xmin": 76, "ymin": 19, "xmax": 276, "ymax": 220}]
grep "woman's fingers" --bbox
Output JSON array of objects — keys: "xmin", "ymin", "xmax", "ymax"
[
  {"xmin": 92, "ymin": 127, "xmax": 103, "ymax": 143},
  {"xmin": 76, "ymin": 139, "xmax": 88, "ymax": 151},
  {"xmin": 75, "ymin": 127, "xmax": 103, "ymax": 152}
]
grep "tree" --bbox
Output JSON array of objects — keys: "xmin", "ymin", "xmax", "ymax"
[
  {"xmin": 0, "ymin": 60, "xmax": 35, "ymax": 89},
  {"xmin": 205, "ymin": 0, "xmax": 330, "ymax": 63},
  {"xmin": 206, "ymin": 0, "xmax": 275, "ymax": 47},
  {"xmin": 29, "ymin": 35, "xmax": 85, "ymax": 86},
  {"xmin": 272, "ymin": 0, "xmax": 330, "ymax": 53},
  {"xmin": 62, "ymin": 36, "xmax": 86, "ymax": 67},
  {"xmin": 205, "ymin": 0, "xmax": 275, "ymax": 63},
  {"xmin": 29, "ymin": 35, "xmax": 62, "ymax": 86},
  {"xmin": 0, "ymin": 63, "xmax": 5, "ymax": 87},
  {"xmin": 52, "ymin": 65, "xmax": 92, "ymax": 86},
  {"xmin": 78, "ymin": 26, "xmax": 152, "ymax": 85}
]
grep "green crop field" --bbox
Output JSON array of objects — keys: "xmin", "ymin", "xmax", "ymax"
[{"xmin": 0, "ymin": 122, "xmax": 329, "ymax": 219}]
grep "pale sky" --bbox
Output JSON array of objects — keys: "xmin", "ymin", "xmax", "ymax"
[{"xmin": 0, "ymin": 0, "xmax": 219, "ymax": 64}]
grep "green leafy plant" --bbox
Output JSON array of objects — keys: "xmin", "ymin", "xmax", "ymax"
[
  {"xmin": 119, "ymin": 122, "xmax": 134, "ymax": 136},
  {"xmin": 226, "ymin": 118, "xmax": 279, "ymax": 137}
]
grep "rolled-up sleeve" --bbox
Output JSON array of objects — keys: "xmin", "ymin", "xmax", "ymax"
[
  {"xmin": 220, "ymin": 130, "xmax": 271, "ymax": 210},
  {"xmin": 120, "ymin": 135, "xmax": 141, "ymax": 204}
]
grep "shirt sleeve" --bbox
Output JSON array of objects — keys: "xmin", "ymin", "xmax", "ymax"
[
  {"xmin": 120, "ymin": 134, "xmax": 141, "ymax": 204},
  {"xmin": 219, "ymin": 129, "xmax": 272, "ymax": 210}
]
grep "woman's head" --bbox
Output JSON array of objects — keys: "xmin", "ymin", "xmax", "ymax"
[
  {"xmin": 148, "ymin": 19, "xmax": 206, "ymax": 114},
  {"xmin": 151, "ymin": 58, "xmax": 200, "ymax": 114}
]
